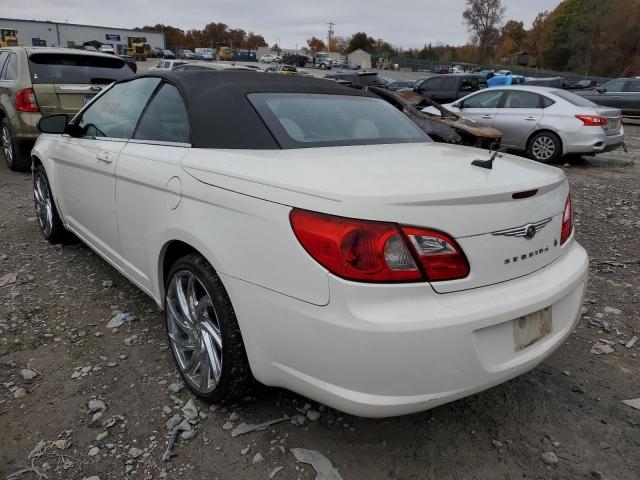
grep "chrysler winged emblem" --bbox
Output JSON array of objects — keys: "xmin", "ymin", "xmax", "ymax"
[{"xmin": 492, "ymin": 218, "xmax": 552, "ymax": 240}]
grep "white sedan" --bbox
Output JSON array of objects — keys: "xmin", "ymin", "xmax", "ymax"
[
  {"xmin": 148, "ymin": 59, "xmax": 187, "ymax": 72},
  {"xmin": 433, "ymin": 86, "xmax": 624, "ymax": 162},
  {"xmin": 32, "ymin": 71, "xmax": 588, "ymax": 417},
  {"xmin": 260, "ymin": 54, "xmax": 281, "ymax": 63}
]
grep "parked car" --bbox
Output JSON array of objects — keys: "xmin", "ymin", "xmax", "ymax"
[
  {"xmin": 0, "ymin": 46, "xmax": 134, "ymax": 171},
  {"xmin": 442, "ymin": 86, "xmax": 624, "ymax": 162},
  {"xmin": 281, "ymin": 52, "xmax": 307, "ymax": 67},
  {"xmin": 575, "ymin": 78, "xmax": 640, "ymax": 118},
  {"xmin": 194, "ymin": 48, "xmax": 214, "ymax": 61},
  {"xmin": 161, "ymin": 49, "xmax": 176, "ymax": 59},
  {"xmin": 474, "ymin": 68, "xmax": 495, "ymax": 79},
  {"xmin": 172, "ymin": 62, "xmax": 255, "ymax": 72},
  {"xmin": 260, "ymin": 54, "xmax": 281, "ymax": 63},
  {"xmin": 488, "ymin": 75, "xmax": 526, "ymax": 87},
  {"xmin": 495, "ymin": 69, "xmax": 512, "ymax": 76},
  {"xmin": 523, "ymin": 77, "xmax": 566, "ymax": 88},
  {"xmin": 324, "ymin": 71, "xmax": 388, "ymax": 89},
  {"xmin": 99, "ymin": 44, "xmax": 115, "ymax": 55},
  {"xmin": 432, "ymin": 65, "xmax": 450, "ymax": 74},
  {"xmin": 387, "ymin": 80, "xmax": 415, "ymax": 91},
  {"xmin": 178, "ymin": 49, "xmax": 196, "ymax": 60},
  {"xmin": 264, "ymin": 64, "xmax": 298, "ymax": 75},
  {"xmin": 32, "ymin": 71, "xmax": 587, "ymax": 417},
  {"xmin": 149, "ymin": 60, "xmax": 187, "ymax": 72},
  {"xmin": 338, "ymin": 60, "xmax": 361, "ymax": 70},
  {"xmin": 567, "ymin": 79, "xmax": 599, "ymax": 90},
  {"xmin": 82, "ymin": 45, "xmax": 98, "ymax": 52},
  {"xmin": 370, "ymin": 86, "xmax": 502, "ymax": 148},
  {"xmin": 413, "ymin": 74, "xmax": 487, "ymax": 103}
]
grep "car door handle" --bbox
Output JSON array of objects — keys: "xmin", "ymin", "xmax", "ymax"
[
  {"xmin": 525, "ymin": 116, "xmax": 537, "ymax": 121},
  {"xmin": 481, "ymin": 115, "xmax": 493, "ymax": 119},
  {"xmin": 96, "ymin": 151, "xmax": 112, "ymax": 163}
]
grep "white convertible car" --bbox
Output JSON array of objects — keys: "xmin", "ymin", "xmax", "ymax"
[{"xmin": 32, "ymin": 72, "xmax": 588, "ymax": 417}]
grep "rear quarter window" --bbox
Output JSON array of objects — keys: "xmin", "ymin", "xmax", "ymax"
[
  {"xmin": 552, "ymin": 90, "xmax": 600, "ymax": 107},
  {"xmin": 248, "ymin": 93, "xmax": 429, "ymax": 148},
  {"xmin": 0, "ymin": 51, "xmax": 9, "ymax": 78},
  {"xmin": 28, "ymin": 53, "xmax": 134, "ymax": 84},
  {"xmin": 2, "ymin": 53, "xmax": 18, "ymax": 81},
  {"xmin": 627, "ymin": 81, "xmax": 640, "ymax": 92}
]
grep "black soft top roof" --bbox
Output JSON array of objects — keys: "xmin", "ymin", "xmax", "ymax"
[{"xmin": 136, "ymin": 71, "xmax": 373, "ymax": 149}]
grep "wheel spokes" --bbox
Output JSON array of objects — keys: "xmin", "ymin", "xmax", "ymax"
[
  {"xmin": 201, "ymin": 323, "xmax": 222, "ymax": 382},
  {"xmin": 199, "ymin": 340, "xmax": 212, "ymax": 390},
  {"xmin": 183, "ymin": 349, "xmax": 201, "ymax": 375},
  {"xmin": 176, "ymin": 276, "xmax": 194, "ymax": 324},
  {"xmin": 167, "ymin": 298, "xmax": 193, "ymax": 334},
  {"xmin": 168, "ymin": 330, "xmax": 196, "ymax": 350},
  {"xmin": 166, "ymin": 270, "xmax": 223, "ymax": 394}
]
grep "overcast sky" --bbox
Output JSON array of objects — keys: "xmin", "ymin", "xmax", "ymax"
[{"xmin": 2, "ymin": 0, "xmax": 562, "ymax": 49}]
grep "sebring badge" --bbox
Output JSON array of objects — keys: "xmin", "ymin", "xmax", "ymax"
[{"xmin": 492, "ymin": 218, "xmax": 556, "ymax": 265}]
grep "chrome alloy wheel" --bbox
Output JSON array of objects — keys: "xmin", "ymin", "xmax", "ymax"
[
  {"xmin": 1, "ymin": 126, "xmax": 13, "ymax": 164},
  {"xmin": 531, "ymin": 135, "xmax": 556, "ymax": 161},
  {"xmin": 33, "ymin": 172, "xmax": 54, "ymax": 237},
  {"xmin": 166, "ymin": 271, "xmax": 223, "ymax": 394}
]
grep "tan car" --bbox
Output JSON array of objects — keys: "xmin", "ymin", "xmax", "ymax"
[{"xmin": 0, "ymin": 47, "xmax": 134, "ymax": 171}]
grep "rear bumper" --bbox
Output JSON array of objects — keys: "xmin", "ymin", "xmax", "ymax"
[
  {"xmin": 224, "ymin": 240, "xmax": 589, "ymax": 417},
  {"xmin": 563, "ymin": 126, "xmax": 624, "ymax": 154}
]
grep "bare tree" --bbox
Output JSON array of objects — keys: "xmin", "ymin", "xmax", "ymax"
[{"xmin": 463, "ymin": 0, "xmax": 506, "ymax": 63}]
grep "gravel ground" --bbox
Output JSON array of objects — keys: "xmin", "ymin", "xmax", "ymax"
[{"xmin": 1, "ymin": 129, "xmax": 639, "ymax": 480}]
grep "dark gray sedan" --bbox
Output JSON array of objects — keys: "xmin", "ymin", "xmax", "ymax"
[{"xmin": 576, "ymin": 78, "xmax": 640, "ymax": 118}]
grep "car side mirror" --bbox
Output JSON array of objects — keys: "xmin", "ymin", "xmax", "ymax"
[
  {"xmin": 597, "ymin": 88, "xmax": 607, "ymax": 94},
  {"xmin": 37, "ymin": 114, "xmax": 69, "ymax": 134}
]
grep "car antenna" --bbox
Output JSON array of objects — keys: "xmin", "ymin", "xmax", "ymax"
[{"xmin": 471, "ymin": 144, "xmax": 504, "ymax": 170}]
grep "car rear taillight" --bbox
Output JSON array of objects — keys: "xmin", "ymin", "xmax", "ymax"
[
  {"xmin": 16, "ymin": 88, "xmax": 39, "ymax": 112},
  {"xmin": 575, "ymin": 114, "xmax": 607, "ymax": 127},
  {"xmin": 401, "ymin": 227, "xmax": 470, "ymax": 281},
  {"xmin": 289, "ymin": 209, "xmax": 469, "ymax": 283},
  {"xmin": 560, "ymin": 193, "xmax": 573, "ymax": 245}
]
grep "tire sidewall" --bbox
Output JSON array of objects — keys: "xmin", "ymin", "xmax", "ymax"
[
  {"xmin": 33, "ymin": 165, "xmax": 52, "ymax": 240},
  {"xmin": 1, "ymin": 118, "xmax": 17, "ymax": 170},
  {"xmin": 165, "ymin": 255, "xmax": 246, "ymax": 402},
  {"xmin": 528, "ymin": 132, "xmax": 561, "ymax": 163},
  {"xmin": 33, "ymin": 164, "xmax": 69, "ymax": 243}
]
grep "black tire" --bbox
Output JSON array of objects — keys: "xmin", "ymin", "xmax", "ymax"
[
  {"xmin": 33, "ymin": 164, "xmax": 74, "ymax": 244},
  {"xmin": 527, "ymin": 131, "xmax": 562, "ymax": 163},
  {"xmin": 165, "ymin": 254, "xmax": 251, "ymax": 403},
  {"xmin": 2, "ymin": 117, "xmax": 30, "ymax": 172}
]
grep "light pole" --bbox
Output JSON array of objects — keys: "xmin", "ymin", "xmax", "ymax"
[{"xmin": 327, "ymin": 22, "xmax": 334, "ymax": 53}]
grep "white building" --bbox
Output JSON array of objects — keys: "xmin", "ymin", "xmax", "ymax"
[{"xmin": 0, "ymin": 17, "xmax": 165, "ymax": 53}]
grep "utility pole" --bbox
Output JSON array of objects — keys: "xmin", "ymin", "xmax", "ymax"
[{"xmin": 327, "ymin": 22, "xmax": 334, "ymax": 52}]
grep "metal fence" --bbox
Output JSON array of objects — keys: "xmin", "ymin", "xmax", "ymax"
[{"xmin": 385, "ymin": 56, "xmax": 613, "ymax": 84}]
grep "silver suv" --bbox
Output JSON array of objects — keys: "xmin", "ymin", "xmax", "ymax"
[{"xmin": 0, "ymin": 47, "xmax": 134, "ymax": 171}]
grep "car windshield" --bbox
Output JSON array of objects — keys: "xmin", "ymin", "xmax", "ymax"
[
  {"xmin": 249, "ymin": 93, "xmax": 429, "ymax": 148},
  {"xmin": 28, "ymin": 53, "xmax": 134, "ymax": 84},
  {"xmin": 552, "ymin": 90, "xmax": 599, "ymax": 107}
]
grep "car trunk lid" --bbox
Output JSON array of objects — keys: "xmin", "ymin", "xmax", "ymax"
[
  {"xmin": 28, "ymin": 51, "xmax": 133, "ymax": 116},
  {"xmin": 182, "ymin": 142, "xmax": 569, "ymax": 293}
]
